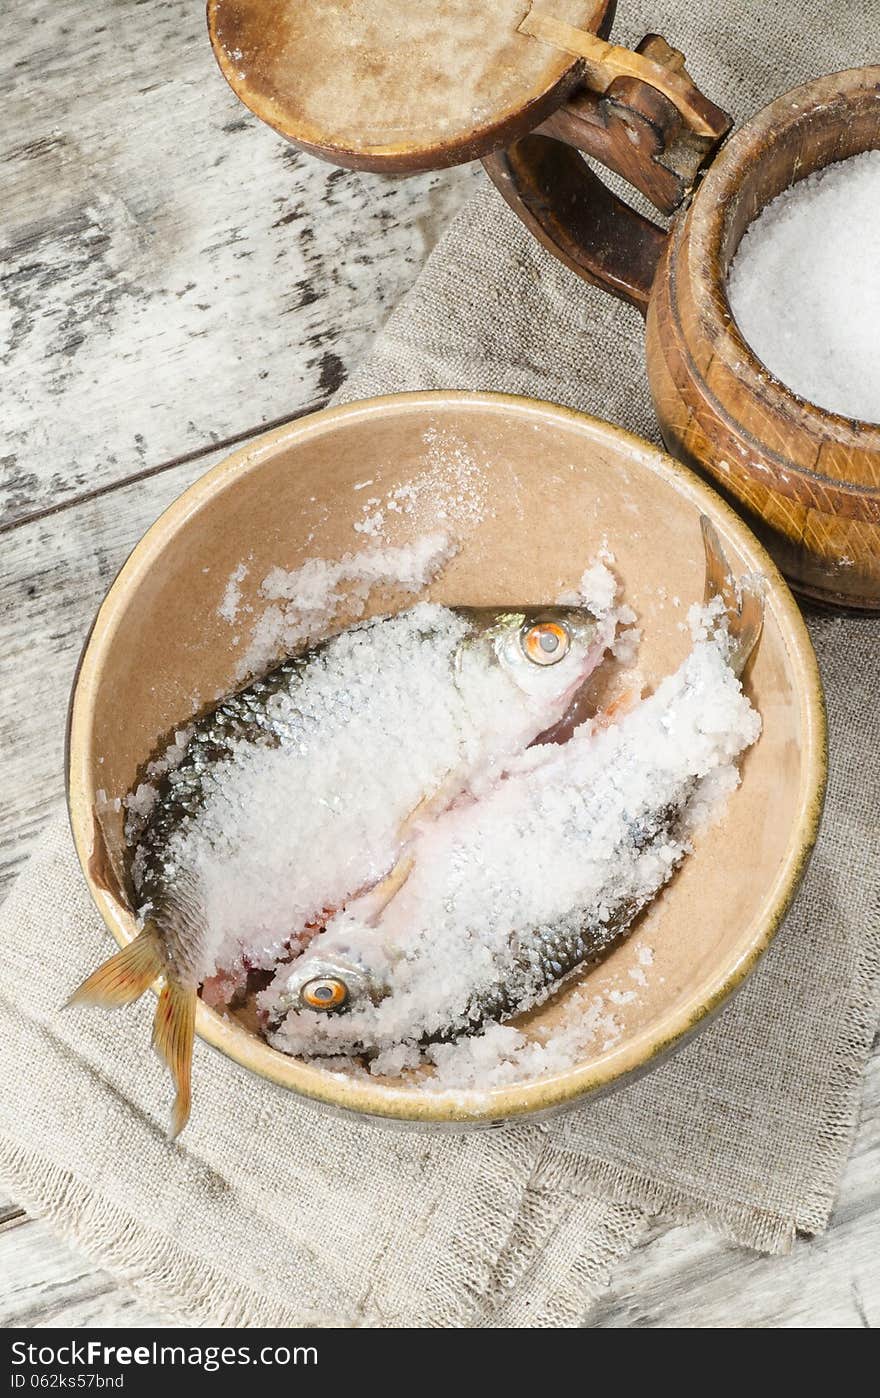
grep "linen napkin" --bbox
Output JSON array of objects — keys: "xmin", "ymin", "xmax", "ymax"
[{"xmin": 1, "ymin": 0, "xmax": 878, "ymax": 1327}]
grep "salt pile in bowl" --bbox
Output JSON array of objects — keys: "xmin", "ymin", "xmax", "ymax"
[{"xmin": 727, "ymin": 150, "xmax": 880, "ymax": 422}]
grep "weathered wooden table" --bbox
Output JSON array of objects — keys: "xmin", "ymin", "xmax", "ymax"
[{"xmin": 1, "ymin": 1, "xmax": 876, "ymax": 1328}]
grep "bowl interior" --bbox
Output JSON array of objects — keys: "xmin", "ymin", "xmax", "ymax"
[{"xmin": 69, "ymin": 393, "xmax": 823, "ymax": 1123}]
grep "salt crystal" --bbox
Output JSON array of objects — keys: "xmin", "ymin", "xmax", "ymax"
[
  {"xmin": 578, "ymin": 560, "xmax": 618, "ymax": 616},
  {"xmin": 238, "ymin": 532, "xmax": 456, "ymax": 675},
  {"xmin": 218, "ymin": 562, "xmax": 248, "ymax": 623},
  {"xmin": 267, "ymin": 627, "xmax": 760, "ymax": 1074},
  {"xmin": 123, "ymin": 726, "xmax": 194, "ymax": 843},
  {"xmin": 141, "ymin": 590, "xmax": 613, "ymax": 1001},
  {"xmin": 728, "ymin": 151, "xmax": 880, "ymax": 421},
  {"xmin": 353, "ymin": 509, "xmax": 385, "ymax": 536},
  {"xmin": 420, "ymin": 993, "xmax": 623, "ymax": 1090},
  {"xmin": 556, "ymin": 557, "xmax": 639, "ymax": 661},
  {"xmin": 611, "ymin": 626, "xmax": 641, "ymax": 665}
]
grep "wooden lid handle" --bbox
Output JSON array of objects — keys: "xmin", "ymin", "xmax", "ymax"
[
  {"xmin": 519, "ymin": 11, "xmax": 729, "ymax": 142},
  {"xmin": 483, "ymin": 14, "xmax": 733, "ymax": 309}
]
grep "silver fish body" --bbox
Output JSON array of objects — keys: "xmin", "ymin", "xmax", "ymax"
[
  {"xmin": 72, "ymin": 597, "xmax": 609, "ymax": 1134},
  {"xmin": 263, "ymin": 640, "xmax": 756, "ymax": 1057},
  {"xmin": 262, "ymin": 520, "xmax": 764, "ymax": 1060},
  {"xmin": 129, "ymin": 600, "xmax": 609, "ymax": 992}
]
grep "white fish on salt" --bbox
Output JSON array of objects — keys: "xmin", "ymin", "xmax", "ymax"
[
  {"xmin": 69, "ymin": 594, "xmax": 612, "ymax": 1133},
  {"xmin": 263, "ymin": 521, "xmax": 764, "ymax": 1061}
]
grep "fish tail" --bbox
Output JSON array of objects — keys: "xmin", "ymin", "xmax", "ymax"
[
  {"xmin": 67, "ymin": 927, "xmax": 197, "ymax": 1137},
  {"xmin": 151, "ymin": 980, "xmax": 197, "ymax": 1140},
  {"xmin": 65, "ymin": 928, "xmax": 163, "ymax": 1009},
  {"xmin": 700, "ymin": 515, "xmax": 764, "ymax": 676}
]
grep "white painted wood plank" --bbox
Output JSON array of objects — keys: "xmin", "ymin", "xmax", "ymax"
[
  {"xmin": 0, "ymin": 1196, "xmax": 25, "ymax": 1227},
  {"xmin": 1, "ymin": 0, "xmax": 478, "ymax": 526},
  {"xmin": 0, "ymin": 1216, "xmax": 165, "ymax": 1328},
  {"xmin": 584, "ymin": 1049, "xmax": 880, "ymax": 1328},
  {"xmin": 0, "ymin": 445, "xmax": 236, "ymax": 897}
]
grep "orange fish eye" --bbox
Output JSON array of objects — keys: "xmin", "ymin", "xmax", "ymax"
[
  {"xmin": 301, "ymin": 976, "xmax": 348, "ymax": 1011},
  {"xmin": 521, "ymin": 621, "xmax": 571, "ymax": 666}
]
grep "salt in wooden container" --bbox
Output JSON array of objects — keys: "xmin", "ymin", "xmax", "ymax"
[{"xmin": 208, "ymin": 1, "xmax": 880, "ymax": 609}]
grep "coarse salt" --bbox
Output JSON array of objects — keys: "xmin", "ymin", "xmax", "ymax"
[{"xmin": 728, "ymin": 151, "xmax": 880, "ymax": 421}]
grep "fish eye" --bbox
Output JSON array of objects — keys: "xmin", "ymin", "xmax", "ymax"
[
  {"xmin": 521, "ymin": 621, "xmax": 571, "ymax": 666},
  {"xmin": 301, "ymin": 976, "xmax": 348, "ymax": 1011}
]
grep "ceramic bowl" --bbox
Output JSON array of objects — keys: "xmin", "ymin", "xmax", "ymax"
[{"xmin": 67, "ymin": 391, "xmax": 826, "ymax": 1126}]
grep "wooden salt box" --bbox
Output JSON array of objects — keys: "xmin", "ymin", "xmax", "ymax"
[{"xmin": 208, "ymin": 2, "xmax": 880, "ymax": 609}]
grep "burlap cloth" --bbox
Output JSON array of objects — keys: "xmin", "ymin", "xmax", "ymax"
[{"xmin": 1, "ymin": 1, "xmax": 877, "ymax": 1328}]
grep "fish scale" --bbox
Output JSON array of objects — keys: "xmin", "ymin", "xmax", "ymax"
[
  {"xmin": 263, "ymin": 521, "xmax": 764, "ymax": 1065},
  {"xmin": 70, "ymin": 598, "xmax": 608, "ymax": 1135},
  {"xmin": 136, "ymin": 651, "xmax": 317, "ymax": 893},
  {"xmin": 475, "ymin": 806, "xmax": 690, "ymax": 1025}
]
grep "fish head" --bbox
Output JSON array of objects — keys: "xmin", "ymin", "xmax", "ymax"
[
  {"xmin": 456, "ymin": 606, "xmax": 608, "ymax": 712},
  {"xmin": 264, "ymin": 944, "xmax": 387, "ymax": 1028}
]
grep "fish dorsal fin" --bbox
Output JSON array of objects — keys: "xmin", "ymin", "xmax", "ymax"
[{"xmin": 700, "ymin": 516, "xmax": 764, "ymax": 676}]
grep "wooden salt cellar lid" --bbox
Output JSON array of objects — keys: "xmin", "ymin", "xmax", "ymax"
[
  {"xmin": 207, "ymin": 0, "xmax": 614, "ymax": 171},
  {"xmin": 209, "ymin": 5, "xmax": 878, "ymax": 607}
]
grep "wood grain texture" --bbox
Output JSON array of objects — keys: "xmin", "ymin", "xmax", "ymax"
[
  {"xmin": 483, "ymin": 31, "xmax": 730, "ymax": 310},
  {"xmin": 490, "ymin": 59, "xmax": 880, "ymax": 607},
  {"xmin": 207, "ymin": 0, "xmax": 612, "ymax": 174},
  {"xmin": 484, "ymin": 134, "xmax": 667, "ymax": 311},
  {"xmin": 533, "ymin": 34, "xmax": 730, "ymax": 217},
  {"xmin": 645, "ymin": 67, "xmax": 880, "ymax": 610},
  {"xmin": 1, "ymin": 0, "xmax": 876, "ymax": 1332},
  {"xmin": 518, "ymin": 13, "xmax": 728, "ymax": 142},
  {"xmin": 0, "ymin": 0, "xmax": 478, "ymax": 529},
  {"xmin": 0, "ymin": 446, "xmax": 236, "ymax": 898},
  {"xmin": 0, "ymin": 1218, "xmax": 163, "ymax": 1328}
]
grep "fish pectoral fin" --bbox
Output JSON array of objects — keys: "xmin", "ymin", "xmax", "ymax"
[
  {"xmin": 365, "ymin": 854, "xmax": 415, "ymax": 920},
  {"xmin": 151, "ymin": 980, "xmax": 197, "ymax": 1140},
  {"xmin": 65, "ymin": 928, "xmax": 163, "ymax": 1010},
  {"xmin": 398, "ymin": 768, "xmax": 469, "ymax": 843}
]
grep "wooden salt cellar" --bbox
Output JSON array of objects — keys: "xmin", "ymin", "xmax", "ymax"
[
  {"xmin": 208, "ymin": 3, "xmax": 880, "ymax": 609},
  {"xmin": 645, "ymin": 71, "xmax": 880, "ymax": 610}
]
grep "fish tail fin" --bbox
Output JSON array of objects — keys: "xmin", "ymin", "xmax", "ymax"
[
  {"xmin": 151, "ymin": 980, "xmax": 196, "ymax": 1139},
  {"xmin": 700, "ymin": 515, "xmax": 764, "ymax": 676},
  {"xmin": 65, "ymin": 928, "xmax": 163, "ymax": 1010}
]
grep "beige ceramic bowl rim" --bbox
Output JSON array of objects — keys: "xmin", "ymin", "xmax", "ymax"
[
  {"xmin": 687, "ymin": 64, "xmax": 880, "ymax": 466},
  {"xmin": 67, "ymin": 390, "xmax": 827, "ymax": 1126}
]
